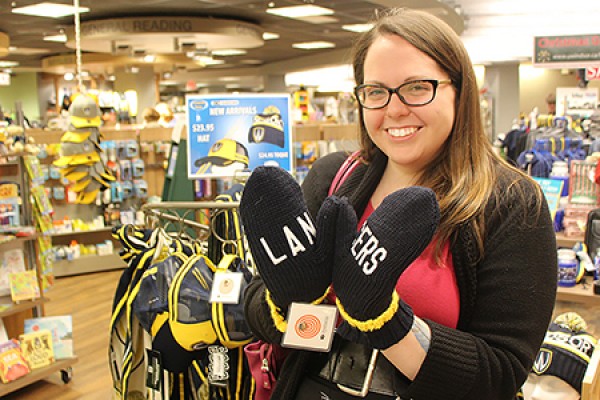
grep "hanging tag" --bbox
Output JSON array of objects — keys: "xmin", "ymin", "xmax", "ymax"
[
  {"xmin": 282, "ymin": 302, "xmax": 338, "ymax": 352},
  {"xmin": 207, "ymin": 345, "xmax": 230, "ymax": 387},
  {"xmin": 210, "ymin": 271, "xmax": 243, "ymax": 304},
  {"xmin": 146, "ymin": 349, "xmax": 163, "ymax": 392}
]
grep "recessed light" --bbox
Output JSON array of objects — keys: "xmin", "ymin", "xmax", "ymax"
[
  {"xmin": 12, "ymin": 2, "xmax": 90, "ymax": 18},
  {"xmin": 292, "ymin": 41, "xmax": 336, "ymax": 50},
  {"xmin": 211, "ymin": 49, "xmax": 247, "ymax": 57},
  {"xmin": 342, "ymin": 24, "xmax": 374, "ymax": 33},
  {"xmin": 44, "ymin": 34, "xmax": 67, "ymax": 43},
  {"xmin": 263, "ymin": 32, "xmax": 280, "ymax": 41},
  {"xmin": 266, "ymin": 5, "xmax": 334, "ymax": 19}
]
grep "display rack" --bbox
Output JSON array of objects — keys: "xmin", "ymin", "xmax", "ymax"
[{"xmin": 0, "ymin": 155, "xmax": 77, "ymax": 395}]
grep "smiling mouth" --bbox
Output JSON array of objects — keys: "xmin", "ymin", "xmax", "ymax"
[{"xmin": 387, "ymin": 127, "xmax": 419, "ymax": 138}]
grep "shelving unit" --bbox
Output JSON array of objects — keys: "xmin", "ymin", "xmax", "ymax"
[
  {"xmin": 50, "ymin": 227, "xmax": 125, "ymax": 277},
  {"xmin": 0, "ymin": 155, "xmax": 77, "ymax": 395}
]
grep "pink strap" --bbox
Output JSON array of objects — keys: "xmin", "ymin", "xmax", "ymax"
[{"xmin": 328, "ymin": 150, "xmax": 361, "ymax": 196}]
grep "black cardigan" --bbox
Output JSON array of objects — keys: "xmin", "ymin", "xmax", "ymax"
[{"xmin": 244, "ymin": 150, "xmax": 558, "ymax": 400}]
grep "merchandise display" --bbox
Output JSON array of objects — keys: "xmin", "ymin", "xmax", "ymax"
[{"xmin": 53, "ymin": 93, "xmax": 115, "ymax": 205}]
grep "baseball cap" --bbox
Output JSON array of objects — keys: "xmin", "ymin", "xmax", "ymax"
[
  {"xmin": 248, "ymin": 105, "xmax": 285, "ymax": 148},
  {"xmin": 68, "ymin": 93, "xmax": 103, "ymax": 128},
  {"xmin": 531, "ymin": 312, "xmax": 597, "ymax": 393},
  {"xmin": 194, "ymin": 139, "xmax": 249, "ymax": 169}
]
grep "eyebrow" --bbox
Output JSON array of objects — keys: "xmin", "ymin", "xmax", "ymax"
[{"xmin": 363, "ymin": 77, "xmax": 441, "ymax": 85}]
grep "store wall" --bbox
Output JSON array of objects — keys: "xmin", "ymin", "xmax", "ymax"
[
  {"xmin": 0, "ymin": 72, "xmax": 40, "ymax": 122},
  {"xmin": 519, "ymin": 66, "xmax": 600, "ymax": 115}
]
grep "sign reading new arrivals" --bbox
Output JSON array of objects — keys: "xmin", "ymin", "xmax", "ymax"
[
  {"xmin": 185, "ymin": 93, "xmax": 293, "ymax": 179},
  {"xmin": 534, "ymin": 34, "xmax": 600, "ymax": 68}
]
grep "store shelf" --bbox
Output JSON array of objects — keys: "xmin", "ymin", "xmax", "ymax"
[
  {"xmin": 49, "ymin": 227, "xmax": 114, "ymax": 237},
  {"xmin": 53, "ymin": 252, "xmax": 126, "ymax": 277},
  {"xmin": 0, "ymin": 297, "xmax": 47, "ymax": 319},
  {"xmin": 556, "ymin": 282, "xmax": 600, "ymax": 306},
  {"xmin": 0, "ymin": 357, "xmax": 78, "ymax": 397},
  {"xmin": 555, "ymin": 232, "xmax": 584, "ymax": 248}
]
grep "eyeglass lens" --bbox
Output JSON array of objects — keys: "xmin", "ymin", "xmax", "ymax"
[{"xmin": 356, "ymin": 80, "xmax": 438, "ymax": 108}]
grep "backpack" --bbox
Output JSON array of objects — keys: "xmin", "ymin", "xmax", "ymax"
[{"xmin": 584, "ymin": 208, "xmax": 600, "ymax": 259}]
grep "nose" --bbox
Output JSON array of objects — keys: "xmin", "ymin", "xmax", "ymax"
[{"xmin": 386, "ymin": 92, "xmax": 411, "ymax": 116}]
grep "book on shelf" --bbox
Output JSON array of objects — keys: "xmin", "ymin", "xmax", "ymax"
[
  {"xmin": 9, "ymin": 270, "xmax": 40, "ymax": 302},
  {"xmin": 0, "ymin": 319, "xmax": 7, "ymax": 343},
  {"xmin": 0, "ymin": 248, "xmax": 26, "ymax": 297},
  {"xmin": 19, "ymin": 329, "xmax": 54, "ymax": 369},
  {"xmin": 24, "ymin": 316, "xmax": 73, "ymax": 359},
  {"xmin": 0, "ymin": 339, "xmax": 30, "ymax": 383}
]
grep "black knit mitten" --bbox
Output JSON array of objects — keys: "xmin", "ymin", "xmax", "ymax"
[
  {"xmin": 240, "ymin": 166, "xmax": 338, "ymax": 331},
  {"xmin": 331, "ymin": 187, "xmax": 439, "ymax": 349}
]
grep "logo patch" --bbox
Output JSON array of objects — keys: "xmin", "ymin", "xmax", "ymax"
[{"xmin": 533, "ymin": 348, "xmax": 553, "ymax": 374}]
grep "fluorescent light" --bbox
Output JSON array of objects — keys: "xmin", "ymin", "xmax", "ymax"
[
  {"xmin": 12, "ymin": 2, "xmax": 90, "ymax": 18},
  {"xmin": 266, "ymin": 5, "xmax": 334, "ymax": 19},
  {"xmin": 0, "ymin": 61, "xmax": 19, "ymax": 68},
  {"xmin": 44, "ymin": 34, "xmax": 67, "ymax": 43},
  {"xmin": 263, "ymin": 32, "xmax": 280, "ymax": 41},
  {"xmin": 193, "ymin": 56, "xmax": 225, "ymax": 65},
  {"xmin": 292, "ymin": 41, "xmax": 335, "ymax": 50},
  {"xmin": 211, "ymin": 49, "xmax": 247, "ymax": 56},
  {"xmin": 342, "ymin": 24, "xmax": 373, "ymax": 33}
]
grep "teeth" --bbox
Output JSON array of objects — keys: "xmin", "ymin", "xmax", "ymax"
[{"xmin": 387, "ymin": 127, "xmax": 418, "ymax": 137}]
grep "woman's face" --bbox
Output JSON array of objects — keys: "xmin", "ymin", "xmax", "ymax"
[{"xmin": 361, "ymin": 34, "xmax": 456, "ymax": 174}]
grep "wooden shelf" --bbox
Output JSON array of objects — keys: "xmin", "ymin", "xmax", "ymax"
[
  {"xmin": 49, "ymin": 227, "xmax": 113, "ymax": 237},
  {"xmin": 0, "ymin": 297, "xmax": 47, "ymax": 319},
  {"xmin": 0, "ymin": 357, "xmax": 78, "ymax": 396},
  {"xmin": 53, "ymin": 253, "xmax": 125, "ymax": 277},
  {"xmin": 555, "ymin": 232, "xmax": 584, "ymax": 248},
  {"xmin": 556, "ymin": 282, "xmax": 600, "ymax": 306}
]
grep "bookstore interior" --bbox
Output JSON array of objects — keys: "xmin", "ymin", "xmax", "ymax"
[{"xmin": 2, "ymin": 0, "xmax": 600, "ymax": 399}]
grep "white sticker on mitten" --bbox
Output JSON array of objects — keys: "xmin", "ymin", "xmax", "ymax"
[{"xmin": 282, "ymin": 303, "xmax": 338, "ymax": 352}]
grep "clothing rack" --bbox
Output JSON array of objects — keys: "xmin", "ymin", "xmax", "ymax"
[{"xmin": 111, "ymin": 192, "xmax": 255, "ymax": 400}]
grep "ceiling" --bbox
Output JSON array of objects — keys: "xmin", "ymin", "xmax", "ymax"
[{"xmin": 1, "ymin": 0, "xmax": 600, "ymax": 92}]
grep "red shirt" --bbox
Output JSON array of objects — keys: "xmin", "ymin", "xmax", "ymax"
[{"xmin": 358, "ymin": 201, "xmax": 460, "ymax": 328}]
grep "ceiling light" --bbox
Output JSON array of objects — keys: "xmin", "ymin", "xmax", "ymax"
[
  {"xmin": 44, "ymin": 34, "xmax": 67, "ymax": 43},
  {"xmin": 12, "ymin": 2, "xmax": 90, "ymax": 18},
  {"xmin": 219, "ymin": 76, "xmax": 240, "ymax": 82},
  {"xmin": 0, "ymin": 61, "xmax": 18, "ymax": 68},
  {"xmin": 263, "ymin": 32, "xmax": 280, "ymax": 41},
  {"xmin": 292, "ymin": 41, "xmax": 335, "ymax": 50},
  {"xmin": 342, "ymin": 24, "xmax": 374, "ymax": 33},
  {"xmin": 193, "ymin": 56, "xmax": 224, "ymax": 65},
  {"xmin": 64, "ymin": 72, "xmax": 74, "ymax": 81},
  {"xmin": 211, "ymin": 49, "xmax": 247, "ymax": 56},
  {"xmin": 143, "ymin": 55, "xmax": 156, "ymax": 63},
  {"xmin": 266, "ymin": 5, "xmax": 334, "ymax": 19}
]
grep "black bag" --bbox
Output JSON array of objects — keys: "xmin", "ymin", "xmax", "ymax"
[{"xmin": 584, "ymin": 208, "xmax": 600, "ymax": 258}]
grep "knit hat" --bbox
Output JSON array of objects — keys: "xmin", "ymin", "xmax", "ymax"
[
  {"xmin": 531, "ymin": 312, "xmax": 597, "ymax": 393},
  {"xmin": 248, "ymin": 105, "xmax": 285, "ymax": 148}
]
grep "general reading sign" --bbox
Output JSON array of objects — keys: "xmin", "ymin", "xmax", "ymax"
[{"xmin": 534, "ymin": 34, "xmax": 600, "ymax": 68}]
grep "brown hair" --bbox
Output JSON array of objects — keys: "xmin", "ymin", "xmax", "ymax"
[{"xmin": 352, "ymin": 8, "xmax": 537, "ymax": 260}]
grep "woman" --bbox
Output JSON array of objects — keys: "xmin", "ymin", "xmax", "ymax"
[{"xmin": 243, "ymin": 8, "xmax": 557, "ymax": 400}]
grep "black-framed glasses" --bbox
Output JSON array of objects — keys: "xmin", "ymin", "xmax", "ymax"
[{"xmin": 354, "ymin": 79, "xmax": 452, "ymax": 109}]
